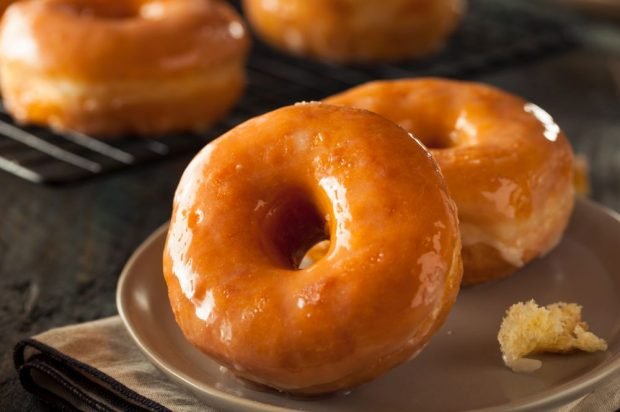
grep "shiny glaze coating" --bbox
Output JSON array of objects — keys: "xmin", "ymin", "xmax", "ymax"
[
  {"xmin": 163, "ymin": 103, "xmax": 462, "ymax": 394},
  {"xmin": 0, "ymin": 1, "xmax": 16, "ymax": 17},
  {"xmin": 326, "ymin": 78, "xmax": 575, "ymax": 285},
  {"xmin": 0, "ymin": 0, "xmax": 249, "ymax": 137},
  {"xmin": 243, "ymin": 0, "xmax": 464, "ymax": 63}
]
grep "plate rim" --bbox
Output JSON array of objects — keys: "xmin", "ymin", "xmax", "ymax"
[
  {"xmin": 116, "ymin": 224, "xmax": 292, "ymax": 412},
  {"xmin": 117, "ymin": 198, "xmax": 620, "ymax": 412}
]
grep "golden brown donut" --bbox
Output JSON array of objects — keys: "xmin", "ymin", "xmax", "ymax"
[
  {"xmin": 326, "ymin": 79, "xmax": 575, "ymax": 285},
  {"xmin": 0, "ymin": 1, "xmax": 17, "ymax": 18},
  {"xmin": 242, "ymin": 0, "xmax": 465, "ymax": 63},
  {"xmin": 0, "ymin": 0, "xmax": 249, "ymax": 137},
  {"xmin": 163, "ymin": 103, "xmax": 462, "ymax": 394}
]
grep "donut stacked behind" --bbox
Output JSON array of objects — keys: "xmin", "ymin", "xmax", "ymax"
[
  {"xmin": 326, "ymin": 78, "xmax": 575, "ymax": 285},
  {"xmin": 163, "ymin": 103, "xmax": 463, "ymax": 394},
  {"xmin": 0, "ymin": 0, "xmax": 250, "ymax": 137}
]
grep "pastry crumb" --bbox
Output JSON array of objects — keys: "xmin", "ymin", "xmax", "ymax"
[{"xmin": 498, "ymin": 300, "xmax": 607, "ymax": 373}]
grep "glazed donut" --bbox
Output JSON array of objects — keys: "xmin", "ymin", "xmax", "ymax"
[
  {"xmin": 163, "ymin": 103, "xmax": 462, "ymax": 394},
  {"xmin": 0, "ymin": 0, "xmax": 249, "ymax": 137},
  {"xmin": 242, "ymin": 0, "xmax": 464, "ymax": 63},
  {"xmin": 0, "ymin": 1, "xmax": 16, "ymax": 18},
  {"xmin": 326, "ymin": 79, "xmax": 575, "ymax": 285}
]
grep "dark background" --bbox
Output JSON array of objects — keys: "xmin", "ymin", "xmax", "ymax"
[{"xmin": 1, "ymin": 1, "xmax": 620, "ymax": 410}]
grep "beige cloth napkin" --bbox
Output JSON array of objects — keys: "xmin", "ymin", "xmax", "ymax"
[
  {"xmin": 14, "ymin": 316, "xmax": 620, "ymax": 412},
  {"xmin": 15, "ymin": 317, "xmax": 215, "ymax": 412}
]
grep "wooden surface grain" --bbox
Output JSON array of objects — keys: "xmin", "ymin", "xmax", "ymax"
[{"xmin": 1, "ymin": 13, "xmax": 619, "ymax": 412}]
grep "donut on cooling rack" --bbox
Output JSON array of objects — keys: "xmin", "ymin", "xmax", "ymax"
[
  {"xmin": 163, "ymin": 103, "xmax": 463, "ymax": 394},
  {"xmin": 242, "ymin": 0, "xmax": 465, "ymax": 63},
  {"xmin": 326, "ymin": 78, "xmax": 575, "ymax": 285},
  {"xmin": 0, "ymin": 0, "xmax": 250, "ymax": 137}
]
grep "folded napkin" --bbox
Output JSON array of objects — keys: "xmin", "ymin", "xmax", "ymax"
[
  {"xmin": 14, "ymin": 316, "xmax": 620, "ymax": 412},
  {"xmin": 14, "ymin": 317, "xmax": 214, "ymax": 412}
]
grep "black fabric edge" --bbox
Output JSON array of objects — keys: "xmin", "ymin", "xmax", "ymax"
[
  {"xmin": 18, "ymin": 356, "xmax": 108, "ymax": 412},
  {"xmin": 27, "ymin": 353, "xmax": 145, "ymax": 412},
  {"xmin": 14, "ymin": 338, "xmax": 171, "ymax": 412}
]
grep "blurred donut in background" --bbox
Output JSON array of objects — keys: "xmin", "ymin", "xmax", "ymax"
[
  {"xmin": 243, "ymin": 0, "xmax": 465, "ymax": 63},
  {"xmin": 0, "ymin": 0, "xmax": 250, "ymax": 138}
]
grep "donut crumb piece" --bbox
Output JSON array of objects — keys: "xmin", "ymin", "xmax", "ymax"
[{"xmin": 498, "ymin": 300, "xmax": 607, "ymax": 373}]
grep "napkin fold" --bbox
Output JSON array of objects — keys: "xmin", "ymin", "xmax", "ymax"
[
  {"xmin": 14, "ymin": 317, "xmax": 214, "ymax": 412},
  {"xmin": 13, "ymin": 316, "xmax": 620, "ymax": 412}
]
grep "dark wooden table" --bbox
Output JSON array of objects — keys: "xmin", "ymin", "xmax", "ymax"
[{"xmin": 1, "ymin": 9, "xmax": 619, "ymax": 412}]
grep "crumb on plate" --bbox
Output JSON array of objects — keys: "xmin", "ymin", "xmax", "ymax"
[{"xmin": 498, "ymin": 300, "xmax": 607, "ymax": 373}]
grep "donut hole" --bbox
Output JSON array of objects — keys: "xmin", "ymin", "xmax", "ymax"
[
  {"xmin": 411, "ymin": 128, "xmax": 459, "ymax": 149},
  {"xmin": 415, "ymin": 113, "xmax": 482, "ymax": 149},
  {"xmin": 261, "ymin": 191, "xmax": 329, "ymax": 270},
  {"xmin": 298, "ymin": 240, "xmax": 331, "ymax": 269},
  {"xmin": 401, "ymin": 122, "xmax": 459, "ymax": 150},
  {"xmin": 416, "ymin": 135, "xmax": 455, "ymax": 149}
]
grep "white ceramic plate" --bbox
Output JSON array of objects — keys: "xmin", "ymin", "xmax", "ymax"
[{"xmin": 117, "ymin": 199, "xmax": 620, "ymax": 412}]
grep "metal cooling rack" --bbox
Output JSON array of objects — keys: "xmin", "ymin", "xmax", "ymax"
[{"xmin": 0, "ymin": 0, "xmax": 577, "ymax": 184}]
